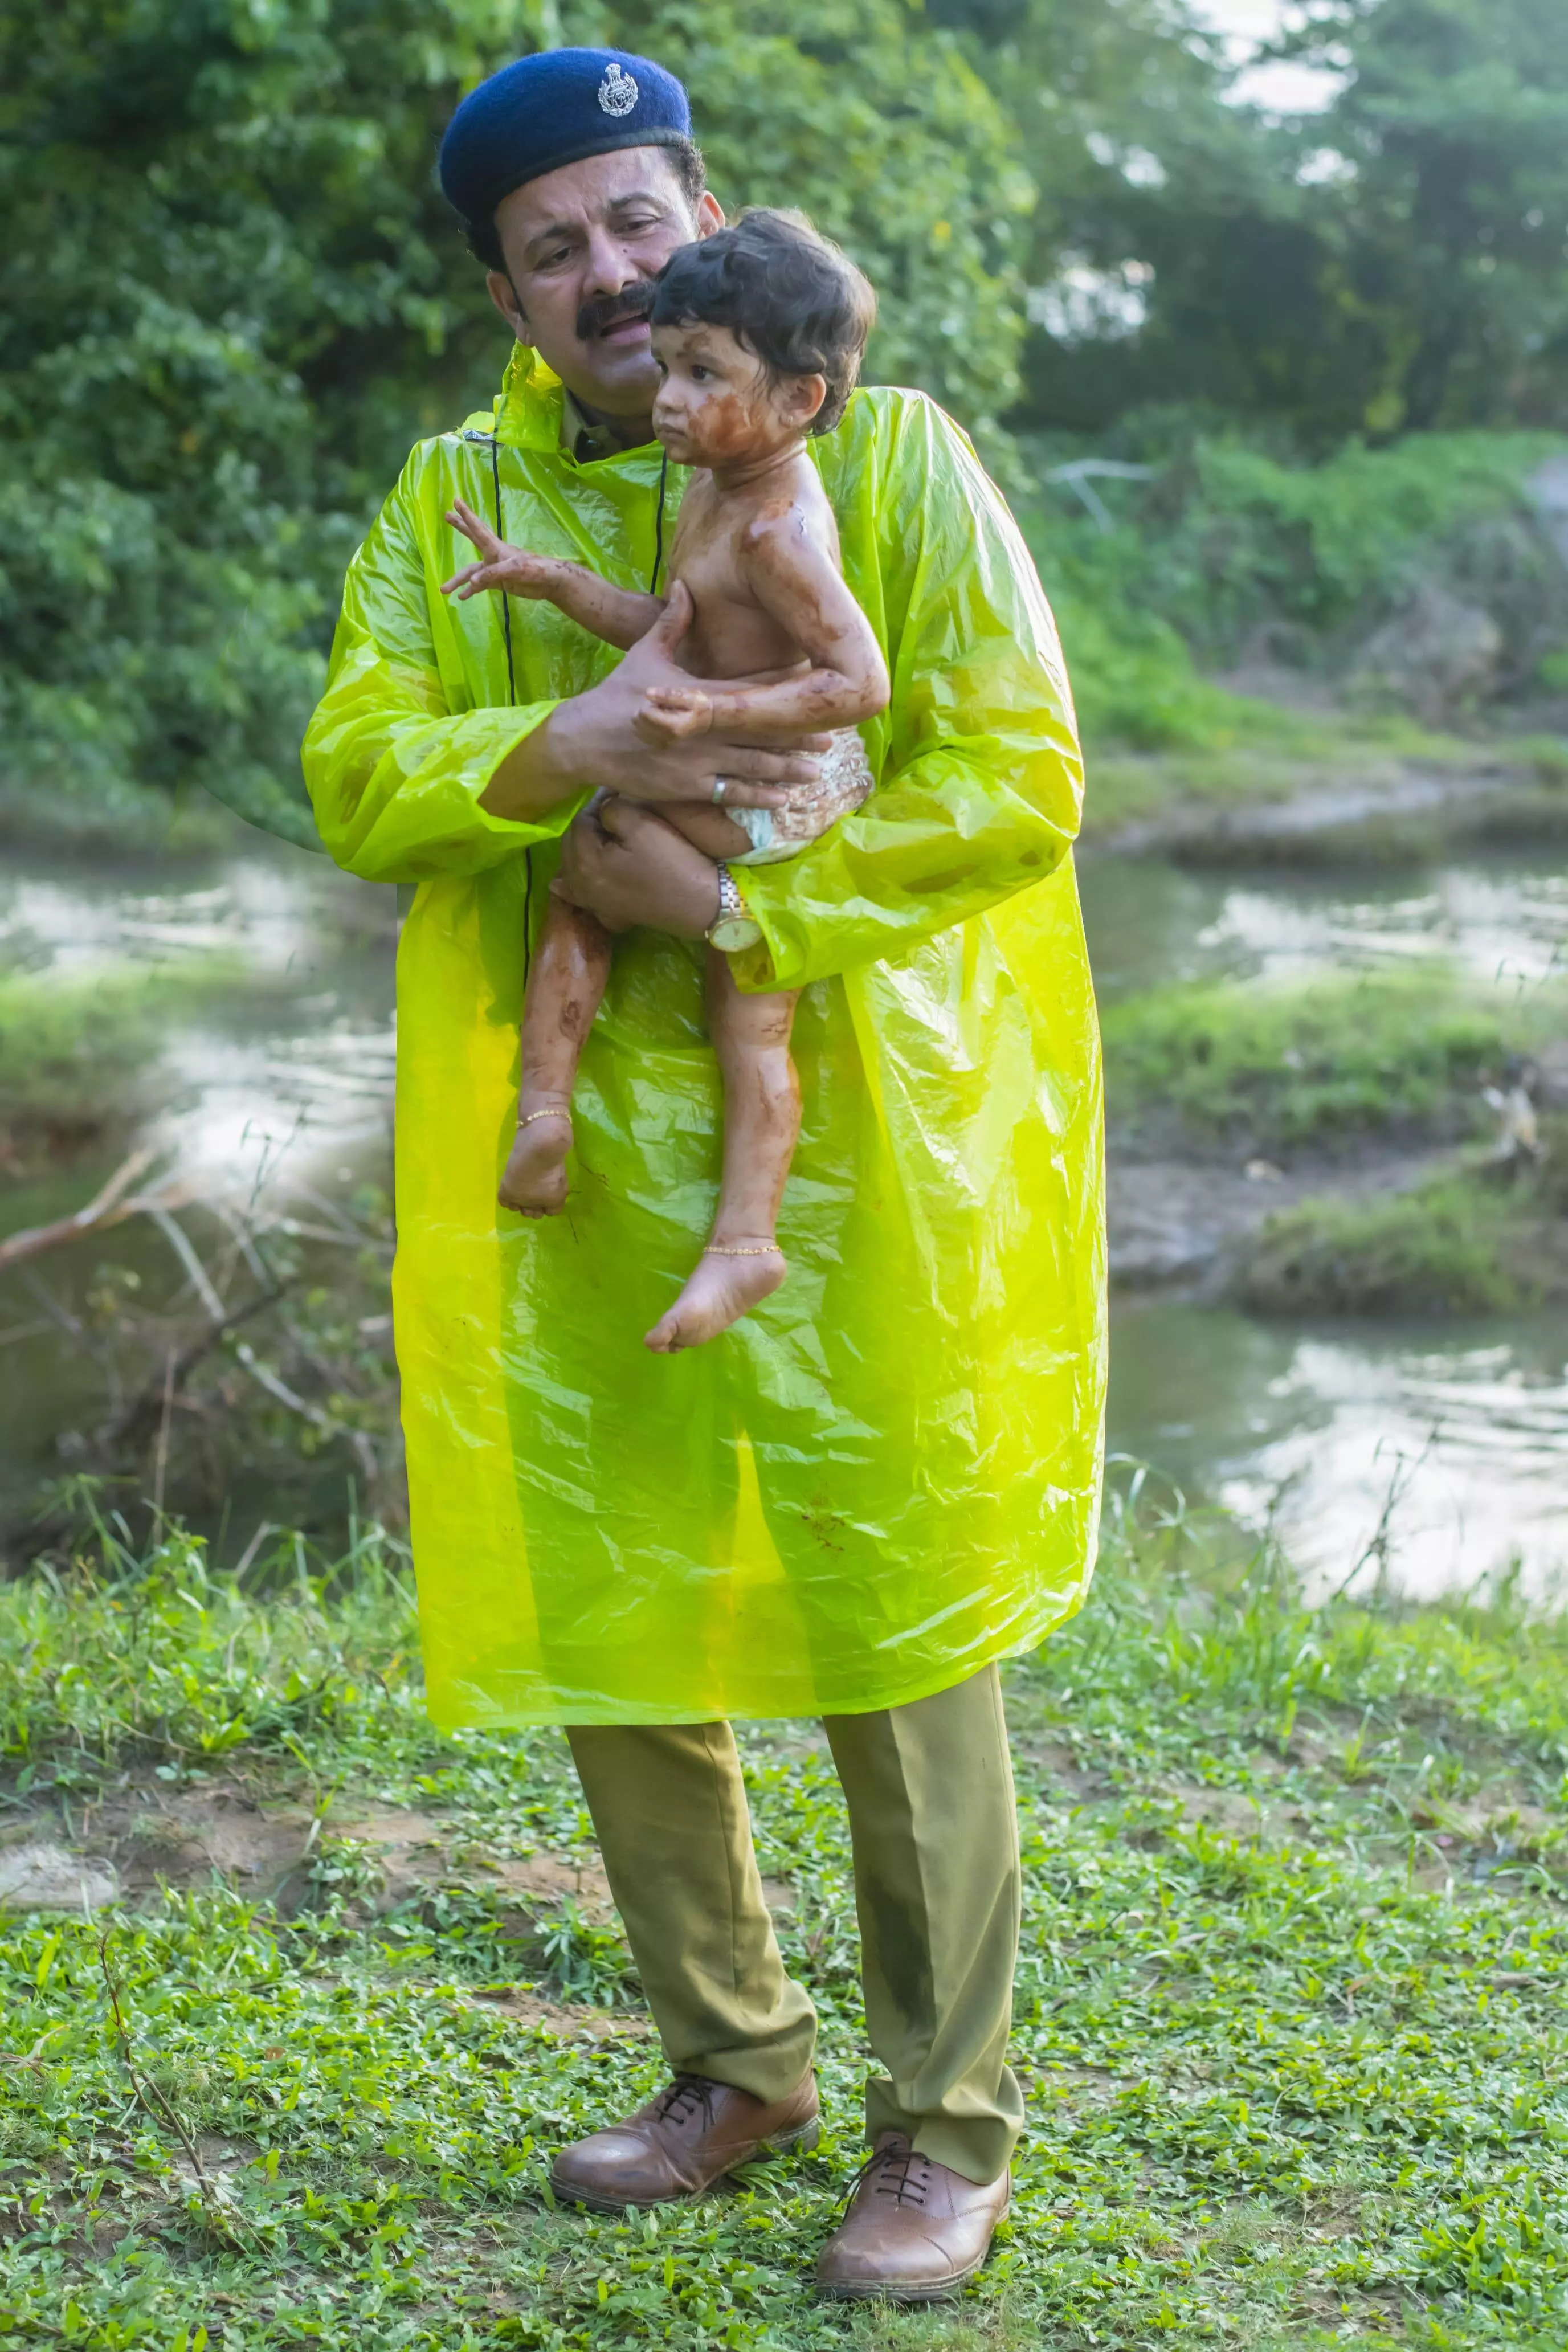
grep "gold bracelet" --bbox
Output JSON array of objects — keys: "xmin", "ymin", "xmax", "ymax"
[
  {"xmin": 515, "ymin": 1108, "xmax": 571, "ymax": 1130},
  {"xmin": 704, "ymin": 1243, "xmax": 783, "ymax": 1257}
]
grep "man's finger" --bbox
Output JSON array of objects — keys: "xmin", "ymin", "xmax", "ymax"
[
  {"xmin": 593, "ymin": 795, "xmax": 647, "ymax": 844},
  {"xmin": 707, "ymin": 781, "xmax": 791, "ymax": 809},
  {"xmin": 646, "ymin": 579, "xmax": 693, "ymax": 654},
  {"xmin": 713, "ymin": 745, "xmax": 829, "ymax": 781}
]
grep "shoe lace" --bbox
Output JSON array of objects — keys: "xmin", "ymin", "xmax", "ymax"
[
  {"xmin": 652, "ymin": 2074, "xmax": 718, "ymax": 2131},
  {"xmin": 837, "ymin": 2138, "xmax": 932, "ymax": 2217}
]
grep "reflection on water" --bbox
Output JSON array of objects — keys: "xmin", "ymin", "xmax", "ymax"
[
  {"xmin": 0, "ymin": 842, "xmax": 397, "ymax": 1200},
  {"xmin": 1080, "ymin": 850, "xmax": 1568, "ymax": 1005},
  {"xmin": 1110, "ymin": 1300, "xmax": 1568, "ymax": 1600}
]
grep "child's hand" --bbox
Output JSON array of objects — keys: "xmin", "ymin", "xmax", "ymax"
[
  {"xmin": 441, "ymin": 497, "xmax": 556, "ymax": 601},
  {"xmin": 634, "ymin": 685, "xmax": 714, "ymax": 746}
]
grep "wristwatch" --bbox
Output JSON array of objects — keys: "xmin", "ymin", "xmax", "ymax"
[{"xmin": 706, "ymin": 862, "xmax": 762, "ymax": 953}]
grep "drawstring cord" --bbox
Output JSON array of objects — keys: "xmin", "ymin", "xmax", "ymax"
[{"xmin": 648, "ymin": 444, "xmax": 669, "ymax": 594}]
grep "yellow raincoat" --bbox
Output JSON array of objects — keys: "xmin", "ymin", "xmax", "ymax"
[{"xmin": 303, "ymin": 348, "xmax": 1105, "ymax": 1728}]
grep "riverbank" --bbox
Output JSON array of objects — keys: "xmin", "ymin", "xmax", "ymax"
[{"xmin": 2, "ymin": 1511, "xmax": 1563, "ymax": 2347}]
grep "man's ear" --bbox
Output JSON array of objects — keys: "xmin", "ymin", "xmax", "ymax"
[
  {"xmin": 486, "ymin": 270, "xmax": 530, "ymax": 345},
  {"xmin": 695, "ymin": 190, "xmax": 726, "ymax": 240}
]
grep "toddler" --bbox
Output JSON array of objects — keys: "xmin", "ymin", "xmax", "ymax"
[{"xmin": 443, "ymin": 209, "xmax": 887, "ymax": 1350}]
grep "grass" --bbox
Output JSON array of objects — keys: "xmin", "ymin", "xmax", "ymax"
[
  {"xmin": 1, "ymin": 1495, "xmax": 1566, "ymax": 2346},
  {"xmin": 1239, "ymin": 1134, "xmax": 1568, "ymax": 1316},
  {"xmin": 1099, "ymin": 967, "xmax": 1553, "ymax": 1161}
]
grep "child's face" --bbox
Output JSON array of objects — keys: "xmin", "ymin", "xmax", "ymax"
[{"xmin": 650, "ymin": 320, "xmax": 824, "ymax": 469}]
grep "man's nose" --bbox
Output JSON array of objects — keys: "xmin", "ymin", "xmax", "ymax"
[{"xmin": 579, "ymin": 223, "xmax": 640, "ymax": 301}]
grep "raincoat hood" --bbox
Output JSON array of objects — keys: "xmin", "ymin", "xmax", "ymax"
[{"xmin": 303, "ymin": 353, "xmax": 1105, "ymax": 1726}]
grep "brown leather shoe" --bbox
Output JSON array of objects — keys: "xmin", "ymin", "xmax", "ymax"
[
  {"xmin": 550, "ymin": 2072, "xmax": 819, "ymax": 2213},
  {"xmin": 815, "ymin": 2132, "xmax": 1010, "ymax": 2301}
]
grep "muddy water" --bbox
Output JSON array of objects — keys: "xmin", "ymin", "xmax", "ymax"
[
  {"xmin": 0, "ymin": 836, "xmax": 396, "ymax": 1530},
  {"xmin": 1080, "ymin": 848, "xmax": 1568, "ymax": 1599},
  {"xmin": 2, "ymin": 830, "xmax": 1565, "ymax": 1598}
]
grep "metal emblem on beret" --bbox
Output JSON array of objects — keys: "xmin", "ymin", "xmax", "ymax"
[{"xmin": 598, "ymin": 62, "xmax": 639, "ymax": 116}]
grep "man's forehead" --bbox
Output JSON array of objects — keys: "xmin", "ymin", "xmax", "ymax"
[{"xmin": 499, "ymin": 148, "xmax": 683, "ymax": 242}]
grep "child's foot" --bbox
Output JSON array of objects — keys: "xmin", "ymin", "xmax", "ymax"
[
  {"xmin": 645, "ymin": 1242, "xmax": 786, "ymax": 1352},
  {"xmin": 499, "ymin": 1108, "xmax": 572, "ymax": 1215}
]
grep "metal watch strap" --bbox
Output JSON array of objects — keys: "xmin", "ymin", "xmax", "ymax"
[{"xmin": 706, "ymin": 861, "xmax": 762, "ymax": 953}]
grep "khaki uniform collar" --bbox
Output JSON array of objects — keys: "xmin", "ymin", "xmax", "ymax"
[{"xmin": 464, "ymin": 344, "xmax": 667, "ymax": 472}]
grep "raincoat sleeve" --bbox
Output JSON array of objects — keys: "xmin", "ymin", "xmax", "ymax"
[
  {"xmin": 300, "ymin": 455, "xmax": 585, "ymax": 885},
  {"xmin": 729, "ymin": 398, "xmax": 1084, "ymax": 994}
]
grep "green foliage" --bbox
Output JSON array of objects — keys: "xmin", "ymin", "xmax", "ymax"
[
  {"xmin": 0, "ymin": 961, "xmax": 246, "ymax": 1155},
  {"xmin": 1240, "ymin": 1121, "xmax": 1568, "ymax": 1315},
  {"xmin": 983, "ymin": 0, "xmax": 1568, "ymax": 442},
  {"xmin": 1143, "ymin": 430, "xmax": 1566, "ymax": 655},
  {"xmin": 1, "ymin": 1509, "xmax": 1566, "ymax": 2342},
  {"xmin": 1030, "ymin": 427, "xmax": 1568, "ymax": 704},
  {"xmin": 610, "ymin": 0, "xmax": 1030, "ymax": 436},
  {"xmin": 1243, "ymin": 1176, "xmax": 1529, "ymax": 1317},
  {"xmin": 0, "ymin": 0, "xmax": 1024, "ymax": 844},
  {"xmin": 1101, "ymin": 969, "xmax": 1528, "ymax": 1154}
]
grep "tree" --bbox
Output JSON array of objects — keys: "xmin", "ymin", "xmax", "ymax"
[
  {"xmin": 0, "ymin": 0, "xmax": 1024, "ymax": 842},
  {"xmin": 976, "ymin": 0, "xmax": 1568, "ymax": 445}
]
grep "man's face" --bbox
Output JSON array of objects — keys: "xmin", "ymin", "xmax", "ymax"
[{"xmin": 488, "ymin": 149, "xmax": 723, "ymax": 420}]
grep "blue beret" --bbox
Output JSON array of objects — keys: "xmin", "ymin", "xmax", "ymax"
[{"xmin": 438, "ymin": 49, "xmax": 692, "ymax": 233}]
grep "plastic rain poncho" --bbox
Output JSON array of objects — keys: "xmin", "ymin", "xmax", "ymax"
[{"xmin": 302, "ymin": 348, "xmax": 1105, "ymax": 1728}]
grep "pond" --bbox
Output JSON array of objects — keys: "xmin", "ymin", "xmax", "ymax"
[
  {"xmin": 1, "ymin": 824, "xmax": 1565, "ymax": 1600},
  {"xmin": 1080, "ymin": 846, "xmax": 1568, "ymax": 1600}
]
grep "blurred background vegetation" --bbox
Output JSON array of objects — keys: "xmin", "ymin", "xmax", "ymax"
[{"xmin": 3, "ymin": 0, "xmax": 1567, "ymax": 842}]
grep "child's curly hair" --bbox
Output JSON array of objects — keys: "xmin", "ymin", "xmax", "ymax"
[{"xmin": 650, "ymin": 208, "xmax": 876, "ymax": 435}]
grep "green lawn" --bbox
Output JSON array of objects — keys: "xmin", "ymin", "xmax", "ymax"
[{"xmin": 2, "ymin": 1500, "xmax": 1565, "ymax": 2349}]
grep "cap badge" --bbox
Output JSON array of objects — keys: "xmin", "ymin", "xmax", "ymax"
[{"xmin": 598, "ymin": 62, "xmax": 639, "ymax": 116}]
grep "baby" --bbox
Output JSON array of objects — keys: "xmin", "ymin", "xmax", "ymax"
[{"xmin": 442, "ymin": 210, "xmax": 888, "ymax": 1353}]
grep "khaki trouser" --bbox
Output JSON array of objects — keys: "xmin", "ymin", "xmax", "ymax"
[{"xmin": 566, "ymin": 1662, "xmax": 1023, "ymax": 2185}]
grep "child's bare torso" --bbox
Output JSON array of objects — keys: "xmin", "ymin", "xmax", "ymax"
[{"xmin": 669, "ymin": 452, "xmax": 842, "ymax": 687}]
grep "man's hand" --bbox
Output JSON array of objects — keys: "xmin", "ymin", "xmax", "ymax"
[
  {"xmin": 554, "ymin": 799, "xmax": 723, "ymax": 938},
  {"xmin": 481, "ymin": 585, "xmax": 827, "ymax": 823}
]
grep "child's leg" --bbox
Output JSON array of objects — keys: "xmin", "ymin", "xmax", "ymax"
[
  {"xmin": 646, "ymin": 952, "xmax": 799, "ymax": 1353},
  {"xmin": 500, "ymin": 896, "xmax": 612, "ymax": 1215}
]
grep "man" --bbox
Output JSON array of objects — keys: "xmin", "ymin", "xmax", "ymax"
[{"xmin": 302, "ymin": 46, "xmax": 1105, "ymax": 2301}]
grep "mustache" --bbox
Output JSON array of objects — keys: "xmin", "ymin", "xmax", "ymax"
[{"xmin": 575, "ymin": 283, "xmax": 655, "ymax": 341}]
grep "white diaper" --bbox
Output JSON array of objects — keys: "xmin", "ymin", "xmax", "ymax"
[{"xmin": 727, "ymin": 727, "xmax": 876, "ymax": 868}]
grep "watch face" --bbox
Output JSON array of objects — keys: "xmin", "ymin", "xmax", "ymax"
[{"xmin": 710, "ymin": 914, "xmax": 763, "ymax": 953}]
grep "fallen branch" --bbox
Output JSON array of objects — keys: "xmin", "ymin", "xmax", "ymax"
[
  {"xmin": 234, "ymin": 1340, "xmax": 379, "ymax": 1485},
  {"xmin": 0, "ymin": 1148, "xmax": 157, "ymax": 1269}
]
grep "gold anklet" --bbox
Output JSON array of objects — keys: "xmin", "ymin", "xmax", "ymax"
[
  {"xmin": 704, "ymin": 1243, "xmax": 783, "ymax": 1257},
  {"xmin": 516, "ymin": 1108, "xmax": 571, "ymax": 1129}
]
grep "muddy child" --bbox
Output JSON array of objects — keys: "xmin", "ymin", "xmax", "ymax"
[{"xmin": 442, "ymin": 208, "xmax": 887, "ymax": 1351}]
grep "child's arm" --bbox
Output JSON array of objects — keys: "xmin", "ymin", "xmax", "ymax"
[
  {"xmin": 442, "ymin": 497, "xmax": 663, "ymax": 652},
  {"xmin": 636, "ymin": 513, "xmax": 889, "ymax": 744}
]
